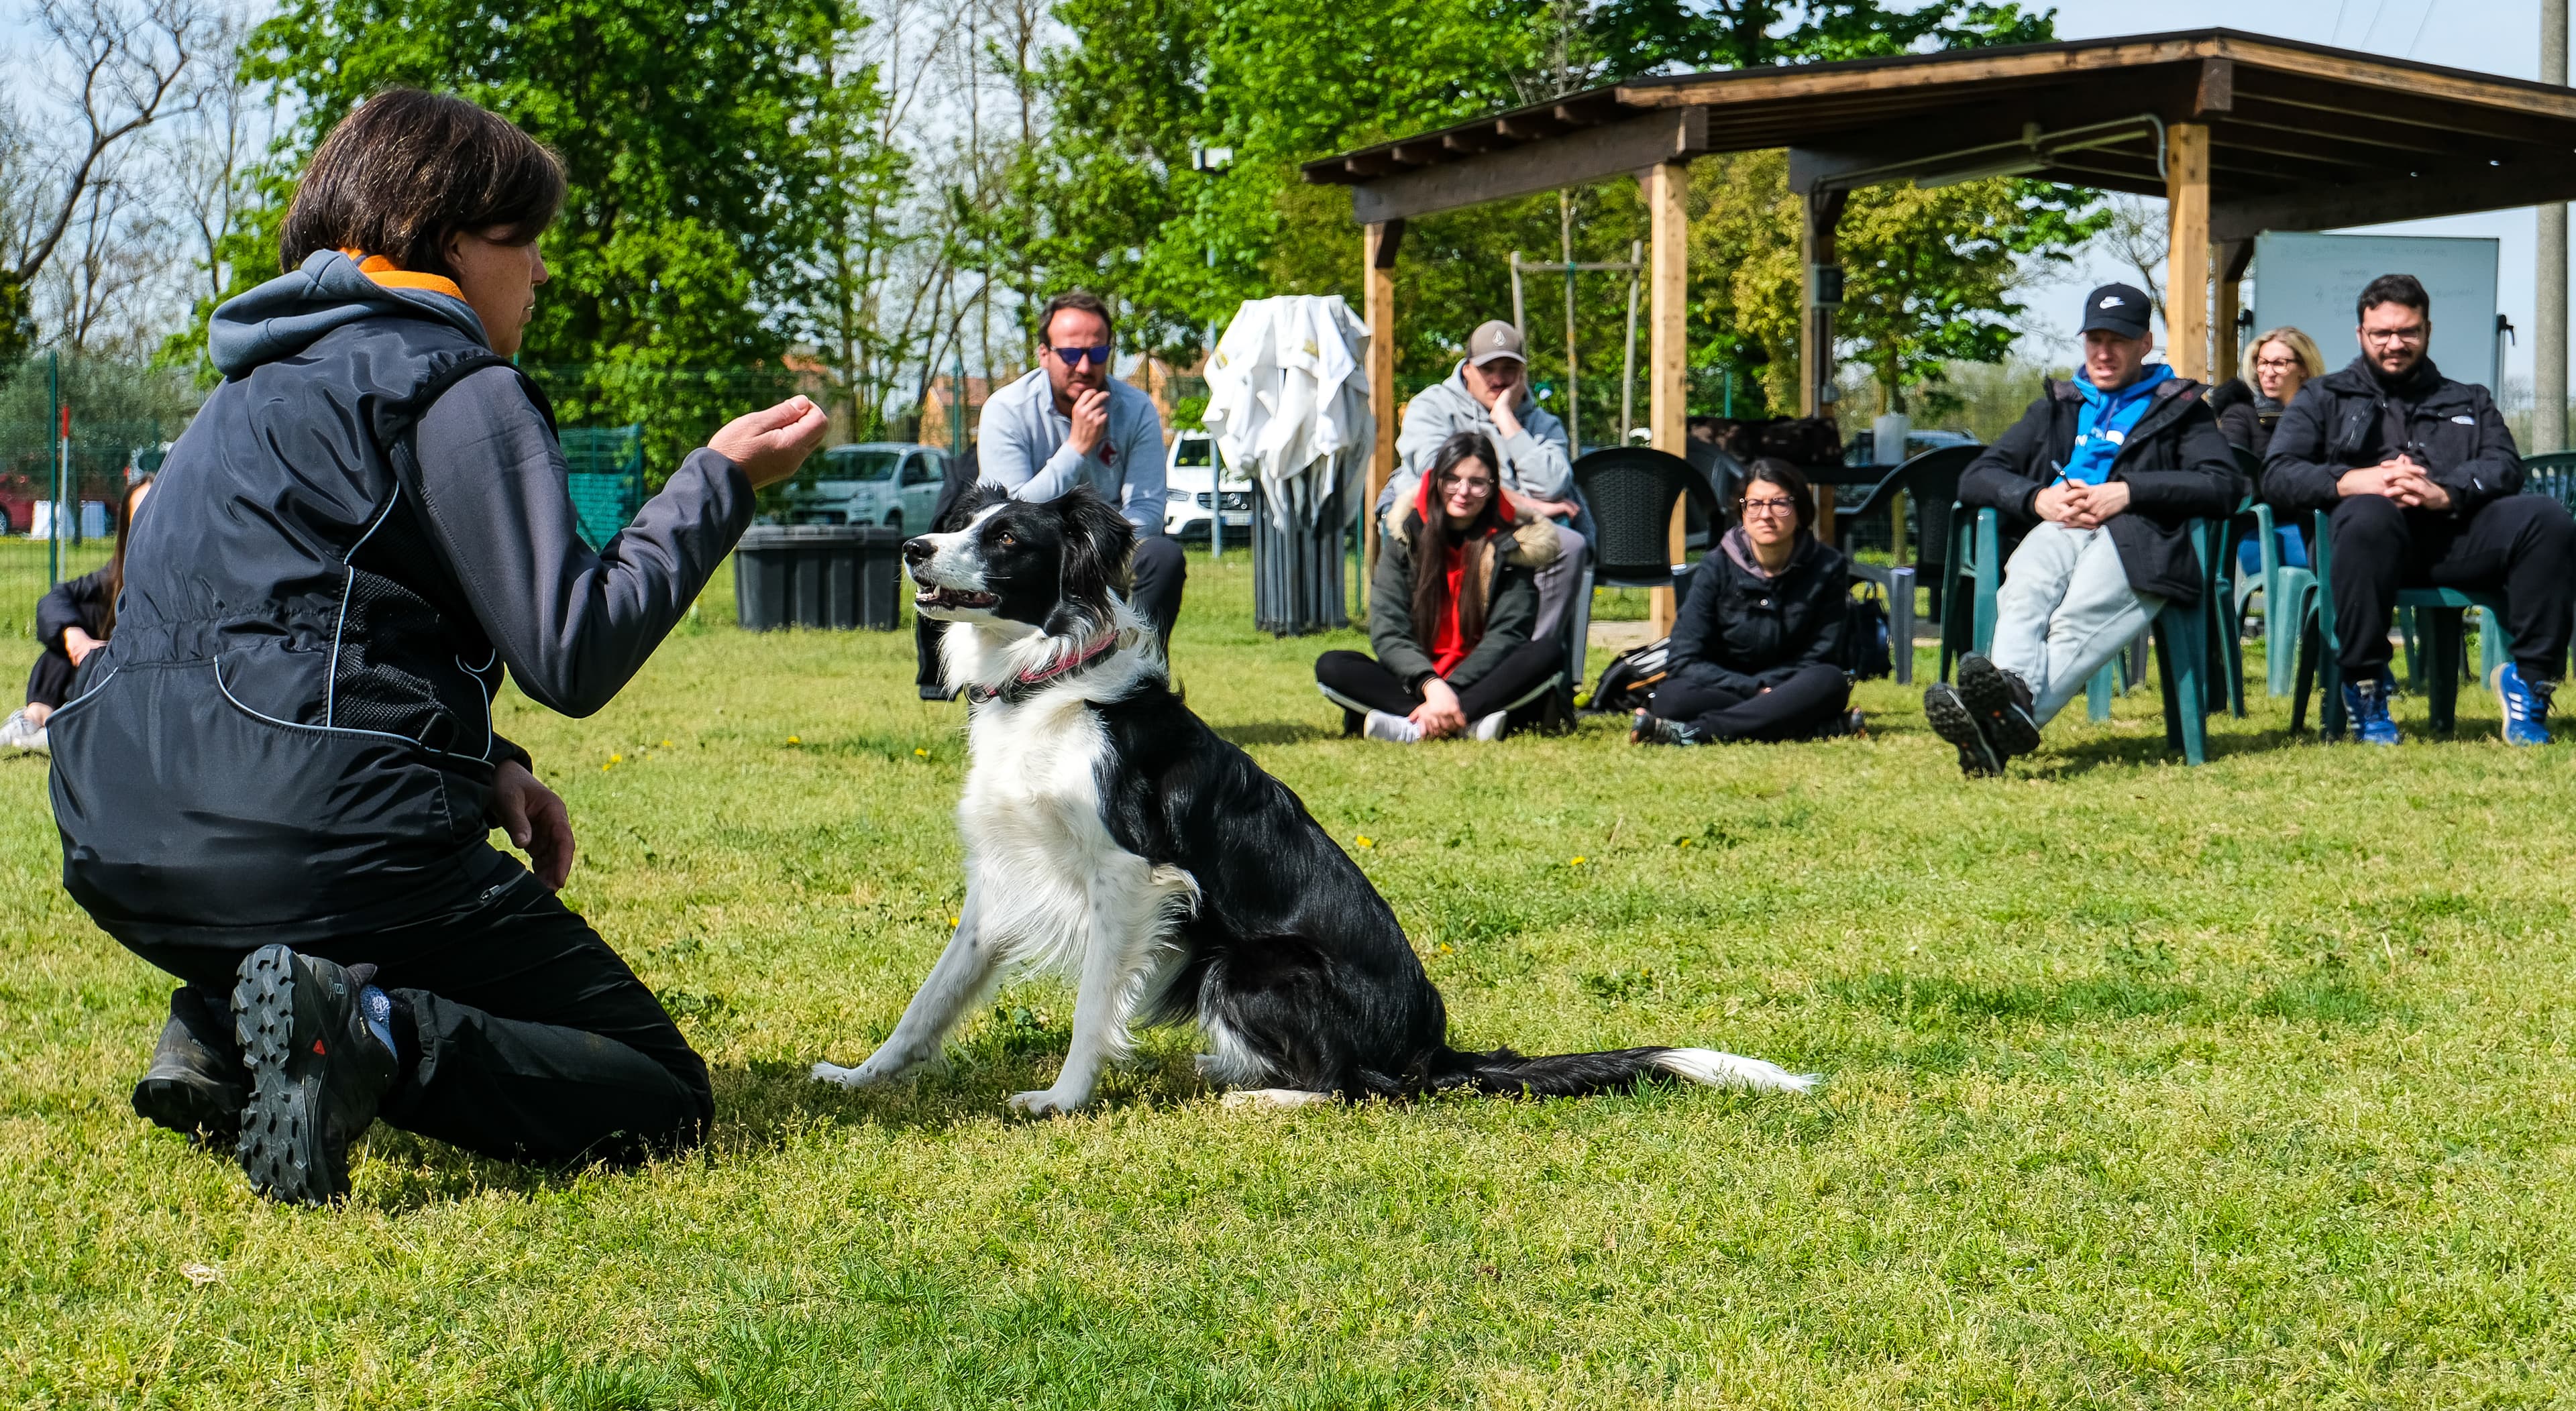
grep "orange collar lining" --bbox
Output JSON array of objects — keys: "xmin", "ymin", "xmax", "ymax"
[{"xmin": 339, "ymin": 249, "xmax": 466, "ymax": 301}]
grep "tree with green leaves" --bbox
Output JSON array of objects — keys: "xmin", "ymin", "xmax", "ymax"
[
  {"xmin": 1030, "ymin": 0, "xmax": 2094, "ymax": 433},
  {"xmin": 223, "ymin": 0, "xmax": 859, "ymax": 479}
]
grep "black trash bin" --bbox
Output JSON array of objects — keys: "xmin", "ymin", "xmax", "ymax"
[{"xmin": 734, "ymin": 524, "xmax": 907, "ymax": 630}]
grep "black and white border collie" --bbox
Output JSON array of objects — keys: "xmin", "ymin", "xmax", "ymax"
[{"xmin": 810, "ymin": 485, "xmax": 1815, "ymax": 1115}]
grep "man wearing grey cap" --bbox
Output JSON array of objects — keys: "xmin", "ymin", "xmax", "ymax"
[
  {"xmin": 1389, "ymin": 320, "xmax": 1587, "ymax": 638},
  {"xmin": 1923, "ymin": 282, "xmax": 2241, "ymax": 777}
]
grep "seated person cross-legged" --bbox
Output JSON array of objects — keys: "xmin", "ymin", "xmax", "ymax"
[
  {"xmin": 1, "ymin": 475, "xmax": 152, "ymax": 754},
  {"xmin": 1924, "ymin": 282, "xmax": 2242, "ymax": 777},
  {"xmin": 1316, "ymin": 431, "xmax": 1564, "ymax": 743},
  {"xmin": 2263, "ymin": 272, "xmax": 2576, "ymax": 746},
  {"xmin": 1630, "ymin": 457, "xmax": 1862, "ymax": 746}
]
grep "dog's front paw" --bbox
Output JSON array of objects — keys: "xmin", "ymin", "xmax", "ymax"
[
  {"xmin": 810, "ymin": 1058, "xmax": 893, "ymax": 1088},
  {"xmin": 1006, "ymin": 1086, "xmax": 1088, "ymax": 1118}
]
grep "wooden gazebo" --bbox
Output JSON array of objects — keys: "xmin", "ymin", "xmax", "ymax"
[{"xmin": 1305, "ymin": 29, "xmax": 2576, "ymax": 626}]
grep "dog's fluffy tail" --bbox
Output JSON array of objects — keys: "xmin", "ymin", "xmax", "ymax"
[{"xmin": 1433, "ymin": 1044, "xmax": 1817, "ymax": 1098}]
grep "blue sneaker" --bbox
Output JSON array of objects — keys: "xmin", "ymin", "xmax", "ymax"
[
  {"xmin": 2341, "ymin": 671, "xmax": 2400, "ymax": 746},
  {"xmin": 2492, "ymin": 663, "xmax": 2555, "ymax": 746}
]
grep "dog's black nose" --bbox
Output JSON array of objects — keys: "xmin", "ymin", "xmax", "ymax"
[{"xmin": 902, "ymin": 537, "xmax": 934, "ymax": 567}]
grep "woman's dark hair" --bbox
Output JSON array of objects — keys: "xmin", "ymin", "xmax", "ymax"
[
  {"xmin": 101, "ymin": 475, "xmax": 152, "ymax": 639},
  {"xmin": 281, "ymin": 89, "xmax": 566, "ymax": 277},
  {"xmin": 1410, "ymin": 431, "xmax": 1511, "ymax": 651},
  {"xmin": 1736, "ymin": 457, "xmax": 1814, "ymax": 532}
]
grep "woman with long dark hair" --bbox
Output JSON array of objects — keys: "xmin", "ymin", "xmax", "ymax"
[
  {"xmin": 49, "ymin": 90, "xmax": 827, "ymax": 1204},
  {"xmin": 0, "ymin": 475, "xmax": 153, "ymax": 753},
  {"xmin": 1631, "ymin": 458, "xmax": 1861, "ymax": 745},
  {"xmin": 1316, "ymin": 431, "xmax": 1563, "ymax": 741}
]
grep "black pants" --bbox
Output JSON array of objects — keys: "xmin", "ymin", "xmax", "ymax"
[
  {"xmin": 1315, "ymin": 640, "xmax": 1562, "ymax": 720},
  {"xmin": 913, "ymin": 534, "xmax": 1187, "ymax": 693},
  {"xmin": 1646, "ymin": 663, "xmax": 1851, "ymax": 742},
  {"xmin": 127, "ymin": 873, "xmax": 710, "ymax": 1168},
  {"xmin": 2328, "ymin": 494, "xmax": 2576, "ymax": 681},
  {"xmin": 26, "ymin": 649, "xmax": 72, "ymax": 709}
]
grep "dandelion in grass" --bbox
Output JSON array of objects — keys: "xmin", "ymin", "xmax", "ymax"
[
  {"xmin": 788, "ymin": 735, "xmax": 802, "ymax": 745},
  {"xmin": 1355, "ymin": 835, "xmax": 1375, "ymax": 849},
  {"xmin": 915, "ymin": 748, "xmax": 929, "ymax": 758},
  {"xmin": 1569, "ymin": 856, "xmax": 1588, "ymax": 866}
]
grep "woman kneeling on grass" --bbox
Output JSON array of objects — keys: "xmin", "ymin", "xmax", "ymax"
[
  {"xmin": 1316, "ymin": 431, "xmax": 1563, "ymax": 742},
  {"xmin": 48, "ymin": 90, "xmax": 826, "ymax": 1205},
  {"xmin": 1631, "ymin": 457, "xmax": 1863, "ymax": 746}
]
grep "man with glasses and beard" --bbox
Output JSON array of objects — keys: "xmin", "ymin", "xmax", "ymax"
[
  {"xmin": 2264, "ymin": 273, "xmax": 2575, "ymax": 746},
  {"xmin": 977, "ymin": 291, "xmax": 1183, "ymax": 648}
]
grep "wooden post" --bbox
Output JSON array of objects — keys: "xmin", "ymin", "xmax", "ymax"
[
  {"xmin": 1801, "ymin": 188, "xmax": 1848, "ymax": 544},
  {"xmin": 1647, "ymin": 158, "xmax": 1690, "ymax": 636},
  {"xmin": 2165, "ymin": 123, "xmax": 2213, "ymax": 381},
  {"xmin": 2214, "ymin": 239, "xmax": 2253, "ymax": 386},
  {"xmin": 1362, "ymin": 219, "xmax": 1403, "ymax": 602}
]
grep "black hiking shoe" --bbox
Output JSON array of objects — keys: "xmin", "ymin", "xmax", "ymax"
[
  {"xmin": 131, "ymin": 986, "xmax": 248, "ymax": 1145},
  {"xmin": 1923, "ymin": 682, "xmax": 2001, "ymax": 776},
  {"xmin": 230, "ymin": 946, "xmax": 397, "ymax": 1206},
  {"xmin": 1955, "ymin": 655, "xmax": 2041, "ymax": 758},
  {"xmin": 1629, "ymin": 711, "xmax": 1701, "ymax": 746}
]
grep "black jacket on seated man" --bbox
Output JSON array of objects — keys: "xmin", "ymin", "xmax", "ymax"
[
  {"xmin": 2262, "ymin": 355, "xmax": 2518, "ymax": 514},
  {"xmin": 2263, "ymin": 353, "xmax": 2573, "ymax": 687},
  {"xmin": 1958, "ymin": 376, "xmax": 2243, "ymax": 603}
]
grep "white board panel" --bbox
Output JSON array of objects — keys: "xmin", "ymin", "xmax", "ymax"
[{"xmin": 2250, "ymin": 233, "xmax": 2501, "ymax": 392}]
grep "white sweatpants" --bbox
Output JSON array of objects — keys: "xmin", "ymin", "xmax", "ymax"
[{"xmin": 1987, "ymin": 522, "xmax": 2162, "ymax": 727}]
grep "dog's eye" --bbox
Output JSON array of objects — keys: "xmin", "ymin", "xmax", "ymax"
[{"xmin": 996, "ymin": 532, "xmax": 1016, "ymax": 547}]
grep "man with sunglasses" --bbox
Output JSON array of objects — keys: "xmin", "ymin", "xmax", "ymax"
[
  {"xmin": 2264, "ymin": 273, "xmax": 2574, "ymax": 745},
  {"xmin": 1925, "ymin": 283, "xmax": 2241, "ymax": 776},
  {"xmin": 977, "ymin": 290, "xmax": 1184, "ymax": 647}
]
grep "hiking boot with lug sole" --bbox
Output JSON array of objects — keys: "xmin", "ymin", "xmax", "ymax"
[
  {"xmin": 131, "ymin": 986, "xmax": 248, "ymax": 1145},
  {"xmin": 1955, "ymin": 655, "xmax": 2041, "ymax": 757},
  {"xmin": 2493, "ymin": 663, "xmax": 2555, "ymax": 746},
  {"xmin": 1630, "ymin": 711, "xmax": 1700, "ymax": 746},
  {"xmin": 2341, "ymin": 670, "xmax": 2400, "ymax": 746},
  {"xmin": 1923, "ymin": 682, "xmax": 2000, "ymax": 776},
  {"xmin": 231, "ymin": 946, "xmax": 397, "ymax": 1206}
]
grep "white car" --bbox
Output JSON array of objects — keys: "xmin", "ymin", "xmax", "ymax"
[
  {"xmin": 788, "ymin": 443, "xmax": 951, "ymax": 530},
  {"xmin": 1161, "ymin": 429, "xmax": 1253, "ymax": 540}
]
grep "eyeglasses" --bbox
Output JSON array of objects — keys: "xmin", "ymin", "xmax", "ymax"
[
  {"xmin": 1742, "ymin": 496, "xmax": 1801, "ymax": 518},
  {"xmin": 2255, "ymin": 355, "xmax": 2303, "ymax": 371},
  {"xmin": 1442, "ymin": 476, "xmax": 1495, "ymax": 496},
  {"xmin": 1049, "ymin": 345, "xmax": 1114, "ymax": 366},
  {"xmin": 2361, "ymin": 327, "xmax": 2426, "ymax": 346}
]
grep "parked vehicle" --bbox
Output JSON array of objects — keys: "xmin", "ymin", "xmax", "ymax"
[
  {"xmin": 1161, "ymin": 429, "xmax": 1252, "ymax": 540},
  {"xmin": 789, "ymin": 443, "xmax": 951, "ymax": 530}
]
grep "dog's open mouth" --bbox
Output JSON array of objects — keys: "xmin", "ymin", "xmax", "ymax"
[{"xmin": 915, "ymin": 585, "xmax": 999, "ymax": 611}]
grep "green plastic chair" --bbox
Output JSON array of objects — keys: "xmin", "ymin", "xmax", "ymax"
[
  {"xmin": 1939, "ymin": 502, "xmax": 2222, "ymax": 764},
  {"xmin": 2288, "ymin": 507, "xmax": 2510, "ymax": 738}
]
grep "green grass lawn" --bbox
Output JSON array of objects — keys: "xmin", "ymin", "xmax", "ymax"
[{"xmin": 8, "ymin": 549, "xmax": 2576, "ymax": 1408}]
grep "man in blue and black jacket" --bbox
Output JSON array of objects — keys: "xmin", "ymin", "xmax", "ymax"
[
  {"xmin": 1924, "ymin": 284, "xmax": 2243, "ymax": 776},
  {"xmin": 2263, "ymin": 273, "xmax": 2575, "ymax": 745}
]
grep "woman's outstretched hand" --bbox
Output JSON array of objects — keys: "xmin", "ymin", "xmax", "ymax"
[
  {"xmin": 490, "ymin": 760, "xmax": 575, "ymax": 890},
  {"xmin": 710, "ymin": 396, "xmax": 832, "ymax": 489}
]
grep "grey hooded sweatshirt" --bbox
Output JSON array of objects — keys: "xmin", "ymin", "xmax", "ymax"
[
  {"xmin": 50, "ymin": 249, "xmax": 754, "ymax": 950},
  {"xmin": 1381, "ymin": 360, "xmax": 1573, "ymax": 512}
]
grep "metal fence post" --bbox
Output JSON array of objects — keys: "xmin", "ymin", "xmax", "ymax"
[{"xmin": 47, "ymin": 352, "xmax": 61, "ymax": 586}]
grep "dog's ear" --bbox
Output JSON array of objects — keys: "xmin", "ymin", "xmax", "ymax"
[
  {"xmin": 945, "ymin": 482, "xmax": 1010, "ymax": 532},
  {"xmin": 1046, "ymin": 485, "xmax": 1136, "ymax": 636}
]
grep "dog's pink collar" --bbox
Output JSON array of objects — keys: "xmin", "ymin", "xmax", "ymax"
[{"xmin": 967, "ymin": 630, "xmax": 1120, "ymax": 705}]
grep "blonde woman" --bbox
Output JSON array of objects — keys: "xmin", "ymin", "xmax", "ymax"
[{"xmin": 2218, "ymin": 326, "xmax": 2326, "ymax": 457}]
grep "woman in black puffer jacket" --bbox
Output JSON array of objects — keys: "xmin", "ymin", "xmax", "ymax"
[{"xmin": 1632, "ymin": 459, "xmax": 1859, "ymax": 745}]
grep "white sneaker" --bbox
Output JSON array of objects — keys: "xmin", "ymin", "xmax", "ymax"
[
  {"xmin": 1470, "ymin": 710, "xmax": 1508, "ymax": 742},
  {"xmin": 0, "ymin": 709, "xmax": 46, "ymax": 754},
  {"xmin": 1361, "ymin": 710, "xmax": 1423, "ymax": 744}
]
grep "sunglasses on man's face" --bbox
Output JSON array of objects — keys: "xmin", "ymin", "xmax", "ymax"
[{"xmin": 1050, "ymin": 345, "xmax": 1114, "ymax": 367}]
